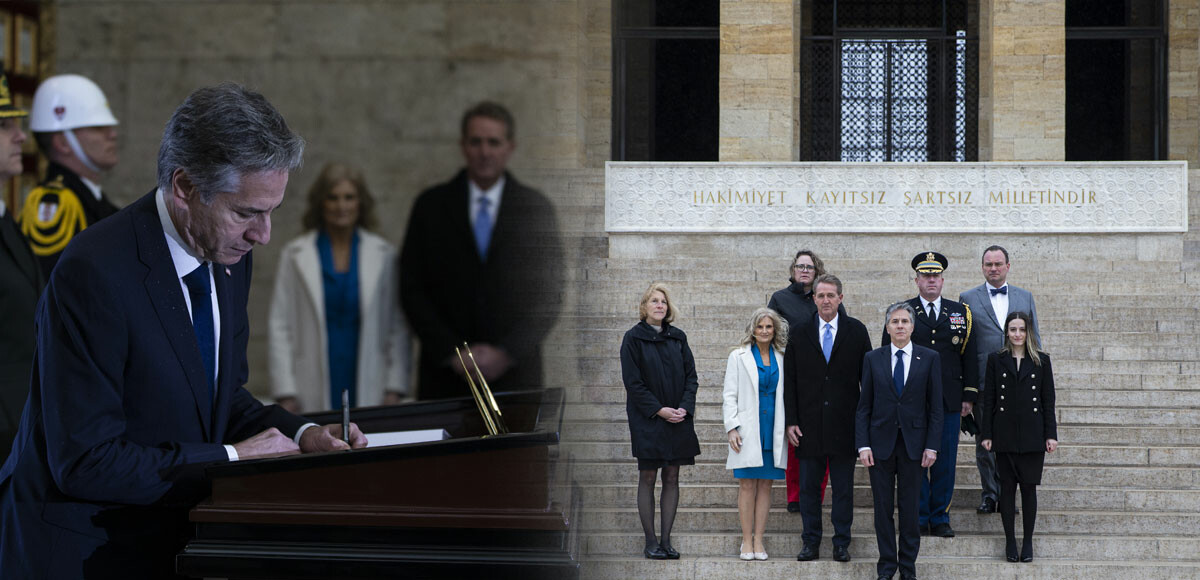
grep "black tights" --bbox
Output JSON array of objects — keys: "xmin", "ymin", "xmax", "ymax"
[
  {"xmin": 999, "ymin": 477, "xmax": 1037, "ymax": 554},
  {"xmin": 637, "ymin": 466, "xmax": 680, "ymax": 548}
]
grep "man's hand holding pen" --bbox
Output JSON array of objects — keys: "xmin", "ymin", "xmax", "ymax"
[{"xmin": 299, "ymin": 423, "xmax": 369, "ymax": 453}]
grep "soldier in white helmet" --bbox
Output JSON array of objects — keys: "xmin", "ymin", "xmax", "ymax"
[{"xmin": 18, "ymin": 74, "xmax": 120, "ymax": 273}]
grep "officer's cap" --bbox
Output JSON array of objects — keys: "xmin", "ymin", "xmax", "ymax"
[{"xmin": 912, "ymin": 251, "xmax": 948, "ymax": 275}]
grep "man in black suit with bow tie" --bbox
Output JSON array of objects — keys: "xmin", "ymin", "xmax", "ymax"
[{"xmin": 857, "ymin": 302, "xmax": 943, "ymax": 580}]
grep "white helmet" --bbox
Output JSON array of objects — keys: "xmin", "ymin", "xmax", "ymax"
[{"xmin": 30, "ymin": 74, "xmax": 119, "ymax": 133}]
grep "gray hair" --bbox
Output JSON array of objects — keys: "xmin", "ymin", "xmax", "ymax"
[
  {"xmin": 884, "ymin": 301, "xmax": 917, "ymax": 326},
  {"xmin": 156, "ymin": 83, "xmax": 305, "ymax": 203},
  {"xmin": 738, "ymin": 307, "xmax": 789, "ymax": 352}
]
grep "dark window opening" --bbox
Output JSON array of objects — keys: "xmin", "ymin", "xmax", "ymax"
[
  {"xmin": 613, "ymin": 0, "xmax": 719, "ymax": 161},
  {"xmin": 1065, "ymin": 1, "xmax": 1166, "ymax": 160}
]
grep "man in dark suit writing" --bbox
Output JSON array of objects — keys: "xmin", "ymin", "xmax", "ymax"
[
  {"xmin": 0, "ymin": 83, "xmax": 367, "ymax": 578},
  {"xmin": 857, "ymin": 302, "xmax": 943, "ymax": 580},
  {"xmin": 400, "ymin": 101, "xmax": 561, "ymax": 400}
]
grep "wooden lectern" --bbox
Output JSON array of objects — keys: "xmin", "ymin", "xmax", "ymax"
[{"xmin": 176, "ymin": 389, "xmax": 578, "ymax": 579}]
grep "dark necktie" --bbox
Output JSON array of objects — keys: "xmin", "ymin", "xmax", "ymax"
[
  {"xmin": 183, "ymin": 263, "xmax": 216, "ymax": 406},
  {"xmin": 893, "ymin": 350, "xmax": 905, "ymax": 396},
  {"xmin": 927, "ymin": 301, "xmax": 937, "ymax": 321},
  {"xmin": 990, "ymin": 286, "xmax": 1007, "ymax": 296}
]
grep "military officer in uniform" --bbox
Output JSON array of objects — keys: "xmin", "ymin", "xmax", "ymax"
[
  {"xmin": 882, "ymin": 252, "xmax": 978, "ymax": 538},
  {"xmin": 18, "ymin": 74, "xmax": 120, "ymax": 273}
]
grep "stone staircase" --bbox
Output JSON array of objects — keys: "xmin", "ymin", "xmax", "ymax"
[{"xmin": 537, "ymin": 167, "xmax": 1200, "ymax": 580}]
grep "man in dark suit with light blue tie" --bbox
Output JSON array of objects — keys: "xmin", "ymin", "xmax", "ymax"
[
  {"xmin": 857, "ymin": 302, "xmax": 943, "ymax": 580},
  {"xmin": 0, "ymin": 83, "xmax": 367, "ymax": 578},
  {"xmin": 958, "ymin": 245, "xmax": 1040, "ymax": 514}
]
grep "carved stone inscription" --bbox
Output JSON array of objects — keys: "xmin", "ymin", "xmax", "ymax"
[{"xmin": 605, "ymin": 162, "xmax": 1187, "ymax": 233}]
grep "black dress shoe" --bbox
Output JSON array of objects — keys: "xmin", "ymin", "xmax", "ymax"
[
  {"xmin": 787, "ymin": 501, "xmax": 801, "ymax": 513},
  {"xmin": 919, "ymin": 523, "xmax": 930, "ymax": 536},
  {"xmin": 796, "ymin": 544, "xmax": 819, "ymax": 561},
  {"xmin": 662, "ymin": 544, "xmax": 680, "ymax": 559},
  {"xmin": 832, "ymin": 545, "xmax": 850, "ymax": 562},
  {"xmin": 1020, "ymin": 542, "xmax": 1033, "ymax": 562},
  {"xmin": 877, "ymin": 576, "xmax": 892, "ymax": 580},
  {"xmin": 931, "ymin": 523, "xmax": 956, "ymax": 538},
  {"xmin": 976, "ymin": 497, "xmax": 996, "ymax": 513},
  {"xmin": 1005, "ymin": 537, "xmax": 1018, "ymax": 562},
  {"xmin": 644, "ymin": 544, "xmax": 668, "ymax": 559}
]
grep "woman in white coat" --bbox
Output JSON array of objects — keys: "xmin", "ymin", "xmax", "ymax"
[
  {"xmin": 269, "ymin": 162, "xmax": 409, "ymax": 413},
  {"xmin": 723, "ymin": 307, "xmax": 789, "ymax": 561}
]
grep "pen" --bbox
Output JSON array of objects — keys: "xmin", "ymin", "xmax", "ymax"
[{"xmin": 341, "ymin": 388, "xmax": 350, "ymax": 446}]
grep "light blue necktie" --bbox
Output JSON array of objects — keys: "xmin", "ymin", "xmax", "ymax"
[
  {"xmin": 822, "ymin": 323, "xmax": 833, "ymax": 362},
  {"xmin": 182, "ymin": 263, "xmax": 216, "ymax": 408},
  {"xmin": 474, "ymin": 195, "xmax": 493, "ymax": 259},
  {"xmin": 893, "ymin": 350, "xmax": 906, "ymax": 396}
]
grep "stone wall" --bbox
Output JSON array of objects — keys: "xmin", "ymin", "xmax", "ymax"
[{"xmin": 50, "ymin": 0, "xmax": 598, "ymax": 397}]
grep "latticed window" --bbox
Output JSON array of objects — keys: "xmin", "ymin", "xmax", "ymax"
[{"xmin": 800, "ymin": 0, "xmax": 979, "ymax": 161}]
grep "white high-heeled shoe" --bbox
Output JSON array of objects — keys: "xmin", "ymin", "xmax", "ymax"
[
  {"xmin": 754, "ymin": 550, "xmax": 768, "ymax": 560},
  {"xmin": 739, "ymin": 543, "xmax": 754, "ymax": 560}
]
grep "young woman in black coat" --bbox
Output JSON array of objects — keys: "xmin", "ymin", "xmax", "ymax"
[
  {"xmin": 620, "ymin": 283, "xmax": 700, "ymax": 560},
  {"xmin": 980, "ymin": 311, "xmax": 1058, "ymax": 563}
]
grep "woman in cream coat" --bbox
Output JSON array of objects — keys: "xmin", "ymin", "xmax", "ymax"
[
  {"xmin": 723, "ymin": 307, "xmax": 789, "ymax": 561},
  {"xmin": 269, "ymin": 163, "xmax": 409, "ymax": 413}
]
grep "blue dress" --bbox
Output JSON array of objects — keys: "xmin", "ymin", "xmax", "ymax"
[
  {"xmin": 317, "ymin": 230, "xmax": 361, "ymax": 409},
  {"xmin": 733, "ymin": 346, "xmax": 785, "ymax": 480}
]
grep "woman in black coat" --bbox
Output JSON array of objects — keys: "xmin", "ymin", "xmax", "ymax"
[
  {"xmin": 980, "ymin": 311, "xmax": 1058, "ymax": 563},
  {"xmin": 620, "ymin": 282, "xmax": 700, "ymax": 560}
]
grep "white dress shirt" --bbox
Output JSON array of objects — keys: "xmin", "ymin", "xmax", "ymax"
[
  {"xmin": 468, "ymin": 176, "xmax": 505, "ymax": 228},
  {"xmin": 858, "ymin": 341, "xmax": 935, "ymax": 455},
  {"xmin": 924, "ymin": 296, "xmax": 942, "ymax": 320},
  {"xmin": 988, "ymin": 283, "xmax": 1009, "ymax": 326},
  {"xmin": 818, "ymin": 313, "xmax": 839, "ymax": 342},
  {"xmin": 156, "ymin": 190, "xmax": 315, "ymax": 460}
]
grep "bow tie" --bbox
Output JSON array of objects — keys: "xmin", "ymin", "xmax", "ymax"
[{"xmin": 990, "ymin": 286, "xmax": 1008, "ymax": 296}]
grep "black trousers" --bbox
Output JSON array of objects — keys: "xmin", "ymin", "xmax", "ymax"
[
  {"xmin": 797, "ymin": 454, "xmax": 856, "ymax": 548},
  {"xmin": 868, "ymin": 430, "xmax": 923, "ymax": 579}
]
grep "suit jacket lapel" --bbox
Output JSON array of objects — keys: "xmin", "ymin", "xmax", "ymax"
[
  {"xmin": 211, "ymin": 263, "xmax": 237, "ymax": 440},
  {"xmin": 739, "ymin": 348, "xmax": 759, "ymax": 390},
  {"xmin": 974, "ymin": 285, "xmax": 1002, "ymax": 331},
  {"xmin": 134, "ymin": 191, "xmax": 214, "ymax": 438},
  {"xmin": 452, "ymin": 173, "xmax": 481, "ymax": 266}
]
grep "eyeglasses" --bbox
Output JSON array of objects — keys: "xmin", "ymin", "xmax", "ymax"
[{"xmin": 792, "ymin": 264, "xmax": 816, "ymax": 271}]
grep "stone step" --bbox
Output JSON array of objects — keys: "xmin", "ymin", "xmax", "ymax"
[
  {"xmin": 560, "ymin": 315, "xmax": 1170, "ymax": 334},
  {"xmin": 564, "ymin": 401, "xmax": 1200, "ymax": 427},
  {"xmin": 585, "ymin": 257, "xmax": 1183, "ymax": 275},
  {"xmin": 564, "ymin": 362, "xmax": 1193, "ymax": 391},
  {"xmin": 580, "ymin": 506, "xmax": 1200, "ymax": 536},
  {"xmin": 564, "ymin": 441, "xmax": 1196, "ymax": 469},
  {"xmin": 571, "ymin": 462, "xmax": 1200, "ymax": 490},
  {"xmin": 560, "ymin": 328, "xmax": 1200, "ymax": 350},
  {"xmin": 581, "ymin": 531, "xmax": 1200, "ymax": 560},
  {"xmin": 562, "ymin": 421, "xmax": 1200, "ymax": 447},
  {"xmin": 574, "ymin": 483, "xmax": 1200, "ymax": 512},
  {"xmin": 580, "ymin": 556, "xmax": 1200, "ymax": 580},
  {"xmin": 569, "ymin": 385, "xmax": 1200, "ymax": 407}
]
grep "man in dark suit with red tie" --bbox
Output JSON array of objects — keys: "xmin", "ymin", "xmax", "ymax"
[
  {"xmin": 0, "ymin": 72, "xmax": 42, "ymax": 463},
  {"xmin": 857, "ymin": 302, "xmax": 943, "ymax": 580}
]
